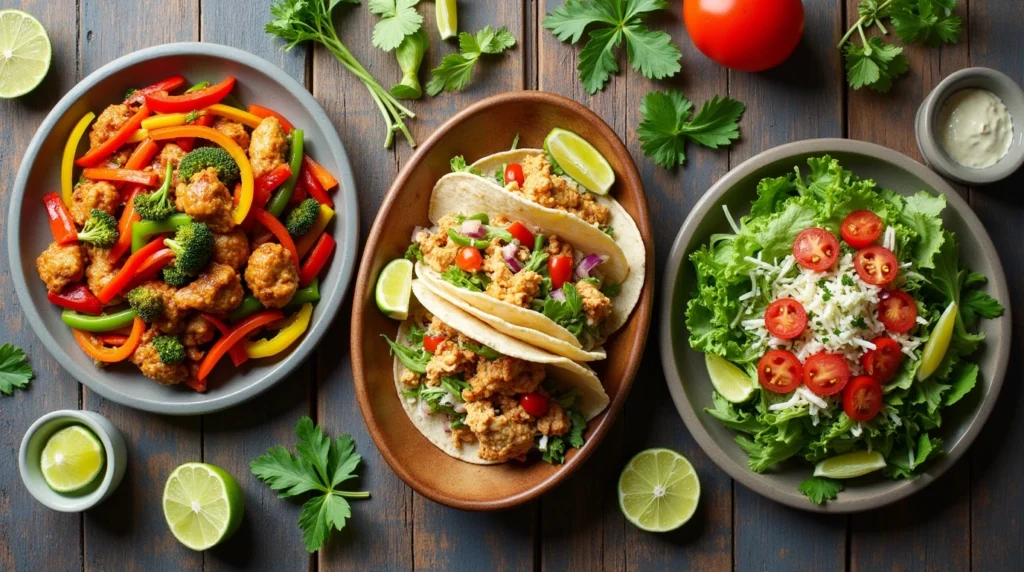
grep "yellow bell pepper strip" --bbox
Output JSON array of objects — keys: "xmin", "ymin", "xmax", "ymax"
[
  {"xmin": 244, "ymin": 303, "xmax": 313, "ymax": 359},
  {"xmin": 72, "ymin": 316, "xmax": 145, "ymax": 363},
  {"xmin": 206, "ymin": 103, "xmax": 263, "ymax": 129},
  {"xmin": 148, "ymin": 125, "xmax": 254, "ymax": 224},
  {"xmin": 62, "ymin": 112, "xmax": 96, "ymax": 205},
  {"xmin": 125, "ymin": 128, "xmax": 149, "ymax": 143},
  {"xmin": 141, "ymin": 113, "xmax": 189, "ymax": 131},
  {"xmin": 295, "ymin": 204, "xmax": 335, "ymax": 259}
]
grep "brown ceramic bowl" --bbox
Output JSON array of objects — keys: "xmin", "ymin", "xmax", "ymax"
[{"xmin": 350, "ymin": 91, "xmax": 654, "ymax": 510}]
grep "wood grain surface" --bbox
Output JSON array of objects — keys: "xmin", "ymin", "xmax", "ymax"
[{"xmin": 1, "ymin": 0, "xmax": 1021, "ymax": 571}]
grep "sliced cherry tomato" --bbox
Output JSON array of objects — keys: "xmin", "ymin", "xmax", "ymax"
[
  {"xmin": 507, "ymin": 221, "xmax": 535, "ymax": 246},
  {"xmin": 793, "ymin": 228, "xmax": 840, "ymax": 272},
  {"xmin": 854, "ymin": 245, "xmax": 899, "ymax": 286},
  {"xmin": 520, "ymin": 392, "xmax": 550, "ymax": 417},
  {"xmin": 840, "ymin": 210, "xmax": 884, "ymax": 248},
  {"xmin": 683, "ymin": 0, "xmax": 804, "ymax": 72},
  {"xmin": 423, "ymin": 335, "xmax": 446, "ymax": 354},
  {"xmin": 877, "ymin": 290, "xmax": 918, "ymax": 333},
  {"xmin": 802, "ymin": 352, "xmax": 851, "ymax": 396},
  {"xmin": 756, "ymin": 349, "xmax": 802, "ymax": 393},
  {"xmin": 861, "ymin": 336, "xmax": 903, "ymax": 383},
  {"xmin": 764, "ymin": 298, "xmax": 808, "ymax": 339},
  {"xmin": 505, "ymin": 163, "xmax": 525, "ymax": 186},
  {"xmin": 456, "ymin": 247, "xmax": 482, "ymax": 273},
  {"xmin": 548, "ymin": 255, "xmax": 574, "ymax": 290},
  {"xmin": 843, "ymin": 376, "xmax": 884, "ymax": 422}
]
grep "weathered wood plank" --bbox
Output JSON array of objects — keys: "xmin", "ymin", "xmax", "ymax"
[{"xmin": 0, "ymin": 1, "xmax": 83, "ymax": 571}]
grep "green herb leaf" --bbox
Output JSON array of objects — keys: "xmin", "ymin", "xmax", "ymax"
[
  {"xmin": 427, "ymin": 26, "xmax": 516, "ymax": 95},
  {"xmin": 460, "ymin": 341, "xmax": 502, "ymax": 360},
  {"xmin": 844, "ymin": 37, "xmax": 909, "ymax": 93},
  {"xmin": 890, "ymin": 0, "xmax": 961, "ymax": 46},
  {"xmin": 0, "ymin": 344, "xmax": 33, "ymax": 396},
  {"xmin": 798, "ymin": 476, "xmax": 844, "ymax": 505},
  {"xmin": 383, "ymin": 334, "xmax": 430, "ymax": 373},
  {"xmin": 440, "ymin": 266, "xmax": 490, "ymax": 292},
  {"xmin": 369, "ymin": 0, "xmax": 423, "ymax": 52},
  {"xmin": 405, "ymin": 242, "xmax": 424, "ymax": 262},
  {"xmin": 638, "ymin": 90, "xmax": 745, "ymax": 168}
]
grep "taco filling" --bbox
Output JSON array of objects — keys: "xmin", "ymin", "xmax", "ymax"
[{"xmin": 486, "ymin": 154, "xmax": 612, "ymax": 230}]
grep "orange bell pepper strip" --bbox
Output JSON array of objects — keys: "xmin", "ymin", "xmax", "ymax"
[
  {"xmin": 75, "ymin": 104, "xmax": 151, "ymax": 167},
  {"xmin": 252, "ymin": 208, "xmax": 299, "ymax": 268},
  {"xmin": 201, "ymin": 313, "xmax": 248, "ymax": 367},
  {"xmin": 73, "ymin": 317, "xmax": 145, "ymax": 363},
  {"xmin": 109, "ymin": 187, "xmax": 143, "ymax": 263},
  {"xmin": 96, "ymin": 333, "xmax": 128, "ymax": 346},
  {"xmin": 44, "ymin": 192, "xmax": 78, "ymax": 245},
  {"xmin": 97, "ymin": 237, "xmax": 167, "ymax": 303},
  {"xmin": 247, "ymin": 104, "xmax": 294, "ymax": 133},
  {"xmin": 298, "ymin": 163, "xmax": 333, "ymax": 207},
  {"xmin": 81, "ymin": 168, "xmax": 159, "ymax": 186},
  {"xmin": 124, "ymin": 138, "xmax": 159, "ymax": 170},
  {"xmin": 197, "ymin": 310, "xmax": 283, "ymax": 380},
  {"xmin": 302, "ymin": 155, "xmax": 337, "ymax": 191},
  {"xmin": 177, "ymin": 113, "xmax": 215, "ymax": 152},
  {"xmin": 144, "ymin": 77, "xmax": 235, "ymax": 114}
]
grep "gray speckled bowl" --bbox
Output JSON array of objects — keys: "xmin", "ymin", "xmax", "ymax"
[
  {"xmin": 660, "ymin": 139, "xmax": 1011, "ymax": 513},
  {"xmin": 916, "ymin": 67, "xmax": 1024, "ymax": 185},
  {"xmin": 8, "ymin": 43, "xmax": 358, "ymax": 415}
]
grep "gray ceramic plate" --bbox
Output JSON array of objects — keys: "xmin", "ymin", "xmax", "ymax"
[
  {"xmin": 660, "ymin": 139, "xmax": 1011, "ymax": 512},
  {"xmin": 8, "ymin": 43, "xmax": 358, "ymax": 415}
]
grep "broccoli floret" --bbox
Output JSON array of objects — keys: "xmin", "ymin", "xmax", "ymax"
[
  {"xmin": 178, "ymin": 147, "xmax": 240, "ymax": 185},
  {"xmin": 126, "ymin": 285, "xmax": 164, "ymax": 323},
  {"xmin": 285, "ymin": 198, "xmax": 321, "ymax": 236},
  {"xmin": 133, "ymin": 163, "xmax": 177, "ymax": 220},
  {"xmin": 152, "ymin": 335, "xmax": 186, "ymax": 365},
  {"xmin": 161, "ymin": 263, "xmax": 195, "ymax": 287},
  {"xmin": 163, "ymin": 221, "xmax": 214, "ymax": 275},
  {"xmin": 77, "ymin": 209, "xmax": 119, "ymax": 247}
]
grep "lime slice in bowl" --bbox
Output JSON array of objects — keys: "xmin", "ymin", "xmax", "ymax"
[
  {"xmin": 0, "ymin": 9, "xmax": 52, "ymax": 99},
  {"xmin": 376, "ymin": 258, "xmax": 414, "ymax": 320},
  {"xmin": 618, "ymin": 448, "xmax": 700, "ymax": 532},
  {"xmin": 813, "ymin": 451, "xmax": 886, "ymax": 479},
  {"xmin": 917, "ymin": 301, "xmax": 957, "ymax": 381},
  {"xmin": 543, "ymin": 128, "xmax": 615, "ymax": 195},
  {"xmin": 435, "ymin": 0, "xmax": 458, "ymax": 40},
  {"xmin": 163, "ymin": 462, "xmax": 244, "ymax": 551},
  {"xmin": 706, "ymin": 354, "xmax": 756, "ymax": 403},
  {"xmin": 40, "ymin": 425, "xmax": 106, "ymax": 493}
]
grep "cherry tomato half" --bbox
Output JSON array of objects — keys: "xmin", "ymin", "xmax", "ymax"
[
  {"xmin": 765, "ymin": 298, "xmax": 808, "ymax": 340},
  {"xmin": 877, "ymin": 290, "xmax": 918, "ymax": 333},
  {"xmin": 423, "ymin": 335, "xmax": 446, "ymax": 353},
  {"xmin": 757, "ymin": 349, "xmax": 802, "ymax": 393},
  {"xmin": 507, "ymin": 221, "xmax": 535, "ymax": 246},
  {"xmin": 505, "ymin": 163, "xmax": 525, "ymax": 187},
  {"xmin": 802, "ymin": 352, "xmax": 851, "ymax": 396},
  {"xmin": 843, "ymin": 375, "xmax": 884, "ymax": 422},
  {"xmin": 456, "ymin": 246, "xmax": 482, "ymax": 273},
  {"xmin": 683, "ymin": 0, "xmax": 805, "ymax": 72},
  {"xmin": 549, "ymin": 255, "xmax": 574, "ymax": 290},
  {"xmin": 520, "ymin": 392, "xmax": 549, "ymax": 417},
  {"xmin": 793, "ymin": 228, "xmax": 840, "ymax": 272},
  {"xmin": 861, "ymin": 336, "xmax": 903, "ymax": 383},
  {"xmin": 854, "ymin": 245, "xmax": 899, "ymax": 286},
  {"xmin": 841, "ymin": 210, "xmax": 884, "ymax": 248}
]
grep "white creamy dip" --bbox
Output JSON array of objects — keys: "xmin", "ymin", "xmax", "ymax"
[{"xmin": 937, "ymin": 88, "xmax": 1014, "ymax": 169}]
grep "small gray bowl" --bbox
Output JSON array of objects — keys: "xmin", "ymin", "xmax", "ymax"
[
  {"xmin": 8, "ymin": 43, "xmax": 358, "ymax": 415},
  {"xmin": 916, "ymin": 67, "xmax": 1024, "ymax": 185},
  {"xmin": 19, "ymin": 410, "xmax": 127, "ymax": 512}
]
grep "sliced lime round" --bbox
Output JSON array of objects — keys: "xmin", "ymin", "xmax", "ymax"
[
  {"xmin": 543, "ymin": 127, "xmax": 615, "ymax": 195},
  {"xmin": 706, "ymin": 354, "xmax": 756, "ymax": 403},
  {"xmin": 163, "ymin": 462, "xmax": 244, "ymax": 551},
  {"xmin": 0, "ymin": 9, "xmax": 51, "ymax": 99},
  {"xmin": 40, "ymin": 425, "xmax": 105, "ymax": 493},
  {"xmin": 813, "ymin": 450, "xmax": 886, "ymax": 479},
  {"xmin": 917, "ymin": 301, "xmax": 957, "ymax": 381},
  {"xmin": 618, "ymin": 448, "xmax": 700, "ymax": 532},
  {"xmin": 376, "ymin": 258, "xmax": 414, "ymax": 320},
  {"xmin": 435, "ymin": 0, "xmax": 458, "ymax": 41}
]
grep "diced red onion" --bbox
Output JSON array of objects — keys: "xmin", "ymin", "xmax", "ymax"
[
  {"xmin": 550, "ymin": 288, "xmax": 566, "ymax": 302},
  {"xmin": 454, "ymin": 402, "xmax": 466, "ymax": 414},
  {"xmin": 410, "ymin": 225, "xmax": 426, "ymax": 242},
  {"xmin": 501, "ymin": 243, "xmax": 522, "ymax": 272},
  {"xmin": 461, "ymin": 219, "xmax": 486, "ymax": 239},
  {"xmin": 575, "ymin": 253, "xmax": 608, "ymax": 279}
]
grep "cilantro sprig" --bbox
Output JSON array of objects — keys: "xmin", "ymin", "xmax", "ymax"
[
  {"xmin": 426, "ymin": 26, "xmax": 516, "ymax": 96},
  {"xmin": 0, "ymin": 344, "xmax": 33, "ymax": 396},
  {"xmin": 637, "ymin": 90, "xmax": 745, "ymax": 169},
  {"xmin": 798, "ymin": 476, "xmax": 844, "ymax": 505},
  {"xmin": 369, "ymin": 0, "xmax": 423, "ymax": 52},
  {"xmin": 250, "ymin": 417, "xmax": 370, "ymax": 553}
]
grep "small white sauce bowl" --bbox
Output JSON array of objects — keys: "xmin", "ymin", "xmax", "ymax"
[
  {"xmin": 18, "ymin": 410, "xmax": 127, "ymax": 512},
  {"xmin": 916, "ymin": 67, "xmax": 1024, "ymax": 185}
]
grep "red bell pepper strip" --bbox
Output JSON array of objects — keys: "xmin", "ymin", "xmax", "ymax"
[
  {"xmin": 176, "ymin": 113, "xmax": 215, "ymax": 152},
  {"xmin": 298, "ymin": 233, "xmax": 335, "ymax": 287},
  {"xmin": 44, "ymin": 192, "xmax": 78, "ymax": 245},
  {"xmin": 72, "ymin": 317, "xmax": 145, "ymax": 363},
  {"xmin": 109, "ymin": 187, "xmax": 143, "ymax": 263},
  {"xmin": 96, "ymin": 333, "xmax": 128, "ymax": 346},
  {"xmin": 124, "ymin": 248, "xmax": 175, "ymax": 291},
  {"xmin": 97, "ymin": 237, "xmax": 167, "ymax": 303},
  {"xmin": 81, "ymin": 168, "xmax": 159, "ymax": 186},
  {"xmin": 125, "ymin": 75, "xmax": 187, "ymax": 105},
  {"xmin": 302, "ymin": 155, "xmax": 338, "ymax": 191},
  {"xmin": 75, "ymin": 104, "xmax": 151, "ymax": 168},
  {"xmin": 288, "ymin": 178, "xmax": 308, "ymax": 206},
  {"xmin": 183, "ymin": 376, "xmax": 207, "ymax": 393},
  {"xmin": 197, "ymin": 310, "xmax": 283, "ymax": 380},
  {"xmin": 255, "ymin": 163, "xmax": 292, "ymax": 197},
  {"xmin": 247, "ymin": 104, "xmax": 294, "ymax": 133},
  {"xmin": 298, "ymin": 163, "xmax": 333, "ymax": 207},
  {"xmin": 252, "ymin": 208, "xmax": 299, "ymax": 268},
  {"xmin": 47, "ymin": 284, "xmax": 103, "ymax": 315},
  {"xmin": 144, "ymin": 77, "xmax": 235, "ymax": 114},
  {"xmin": 201, "ymin": 313, "xmax": 248, "ymax": 367}
]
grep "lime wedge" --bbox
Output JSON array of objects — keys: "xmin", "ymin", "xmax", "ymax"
[
  {"xmin": 543, "ymin": 128, "xmax": 615, "ymax": 195},
  {"xmin": 436, "ymin": 0, "xmax": 458, "ymax": 41},
  {"xmin": 706, "ymin": 354, "xmax": 756, "ymax": 403},
  {"xmin": 0, "ymin": 9, "xmax": 52, "ymax": 99},
  {"xmin": 376, "ymin": 258, "xmax": 414, "ymax": 320},
  {"xmin": 163, "ymin": 463, "xmax": 244, "ymax": 551},
  {"xmin": 813, "ymin": 450, "xmax": 886, "ymax": 479},
  {"xmin": 40, "ymin": 425, "xmax": 105, "ymax": 493},
  {"xmin": 917, "ymin": 301, "xmax": 957, "ymax": 382},
  {"xmin": 618, "ymin": 448, "xmax": 700, "ymax": 532}
]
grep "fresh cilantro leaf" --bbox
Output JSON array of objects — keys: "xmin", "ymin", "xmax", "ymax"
[
  {"xmin": 406, "ymin": 322, "xmax": 426, "ymax": 345},
  {"xmin": 427, "ymin": 26, "xmax": 516, "ymax": 95},
  {"xmin": 405, "ymin": 242, "xmax": 424, "ymax": 262},
  {"xmin": 842, "ymin": 274, "xmax": 856, "ymax": 287},
  {"xmin": 0, "ymin": 344, "xmax": 34, "ymax": 396},
  {"xmin": 798, "ymin": 476, "xmax": 844, "ymax": 505},
  {"xmin": 541, "ymin": 409, "xmax": 587, "ymax": 464},
  {"xmin": 638, "ymin": 90, "xmax": 745, "ymax": 168},
  {"xmin": 844, "ymin": 38, "xmax": 909, "ymax": 93},
  {"xmin": 369, "ymin": 0, "xmax": 423, "ymax": 52},
  {"xmin": 440, "ymin": 266, "xmax": 490, "ymax": 292},
  {"xmin": 251, "ymin": 417, "xmax": 369, "ymax": 553},
  {"xmin": 852, "ymin": 316, "xmax": 867, "ymax": 329},
  {"xmin": 540, "ymin": 282, "xmax": 599, "ymax": 343},
  {"xmin": 184, "ymin": 110, "xmax": 200, "ymax": 124},
  {"xmin": 890, "ymin": 0, "xmax": 961, "ymax": 46},
  {"xmin": 383, "ymin": 334, "xmax": 430, "ymax": 373}
]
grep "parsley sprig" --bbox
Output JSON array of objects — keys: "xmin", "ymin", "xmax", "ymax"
[
  {"xmin": 798, "ymin": 476, "xmax": 844, "ymax": 505},
  {"xmin": 427, "ymin": 26, "xmax": 516, "ymax": 96},
  {"xmin": 369, "ymin": 0, "xmax": 423, "ymax": 52},
  {"xmin": 637, "ymin": 90, "xmax": 745, "ymax": 169},
  {"xmin": 0, "ymin": 344, "xmax": 34, "ymax": 396}
]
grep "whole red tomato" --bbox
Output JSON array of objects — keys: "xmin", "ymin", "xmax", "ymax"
[{"xmin": 683, "ymin": 0, "xmax": 805, "ymax": 72}]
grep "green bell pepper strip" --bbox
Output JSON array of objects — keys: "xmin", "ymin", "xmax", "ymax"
[
  {"xmin": 265, "ymin": 129, "xmax": 304, "ymax": 217},
  {"xmin": 61, "ymin": 308, "xmax": 138, "ymax": 332},
  {"xmin": 131, "ymin": 213, "xmax": 192, "ymax": 252},
  {"xmin": 463, "ymin": 213, "xmax": 488, "ymax": 224},
  {"xmin": 228, "ymin": 279, "xmax": 321, "ymax": 322},
  {"xmin": 447, "ymin": 228, "xmax": 490, "ymax": 249}
]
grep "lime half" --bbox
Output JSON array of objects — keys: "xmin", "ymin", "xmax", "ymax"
[
  {"xmin": 0, "ymin": 9, "xmax": 51, "ymax": 99},
  {"xmin": 40, "ymin": 425, "xmax": 105, "ymax": 493},
  {"xmin": 917, "ymin": 301, "xmax": 957, "ymax": 381},
  {"xmin": 436, "ymin": 0, "xmax": 458, "ymax": 41},
  {"xmin": 163, "ymin": 463, "xmax": 243, "ymax": 551},
  {"xmin": 618, "ymin": 448, "xmax": 700, "ymax": 532},
  {"xmin": 706, "ymin": 354, "xmax": 756, "ymax": 403},
  {"xmin": 543, "ymin": 128, "xmax": 615, "ymax": 195},
  {"xmin": 813, "ymin": 451, "xmax": 886, "ymax": 479},
  {"xmin": 376, "ymin": 258, "xmax": 414, "ymax": 320}
]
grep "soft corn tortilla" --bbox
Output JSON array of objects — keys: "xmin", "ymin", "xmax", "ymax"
[{"xmin": 392, "ymin": 280, "xmax": 610, "ymax": 465}]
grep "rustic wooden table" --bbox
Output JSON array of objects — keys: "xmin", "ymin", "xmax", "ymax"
[{"xmin": 2, "ymin": 1, "xmax": 1022, "ymax": 570}]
